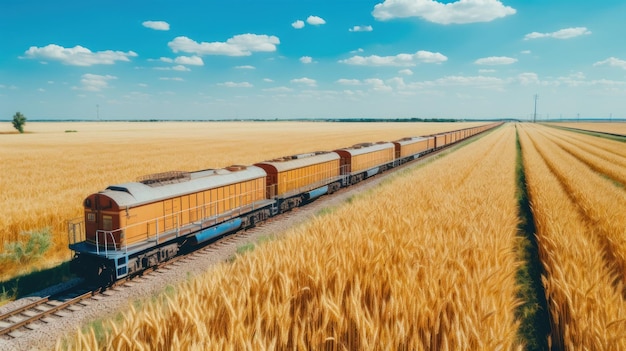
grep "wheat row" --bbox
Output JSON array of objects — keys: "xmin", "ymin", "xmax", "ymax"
[
  {"xmin": 548, "ymin": 122, "xmax": 626, "ymax": 136},
  {"xmin": 539, "ymin": 127, "xmax": 626, "ymax": 185},
  {"xmin": 531, "ymin": 125, "xmax": 626, "ymax": 286},
  {"xmin": 58, "ymin": 124, "xmax": 525, "ymax": 350},
  {"xmin": 517, "ymin": 123, "xmax": 626, "ymax": 350}
]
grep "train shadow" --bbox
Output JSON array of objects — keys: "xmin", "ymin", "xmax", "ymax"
[{"xmin": 0, "ymin": 261, "xmax": 74, "ymax": 301}]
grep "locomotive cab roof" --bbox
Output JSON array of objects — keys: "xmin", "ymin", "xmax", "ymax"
[{"xmin": 89, "ymin": 165, "xmax": 266, "ymax": 209}]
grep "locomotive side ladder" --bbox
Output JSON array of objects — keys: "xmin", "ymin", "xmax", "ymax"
[{"xmin": 115, "ymin": 254, "xmax": 129, "ymax": 279}]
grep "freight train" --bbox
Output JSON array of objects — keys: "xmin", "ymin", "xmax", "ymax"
[{"xmin": 68, "ymin": 123, "xmax": 501, "ymax": 284}]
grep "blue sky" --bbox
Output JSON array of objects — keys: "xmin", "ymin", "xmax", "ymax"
[{"xmin": 1, "ymin": 0, "xmax": 625, "ymax": 120}]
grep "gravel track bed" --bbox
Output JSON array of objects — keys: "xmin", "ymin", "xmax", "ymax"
[{"xmin": 1, "ymin": 164, "xmax": 405, "ymax": 351}]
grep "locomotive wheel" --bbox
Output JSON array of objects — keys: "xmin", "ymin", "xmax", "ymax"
[{"xmin": 96, "ymin": 264, "xmax": 115, "ymax": 288}]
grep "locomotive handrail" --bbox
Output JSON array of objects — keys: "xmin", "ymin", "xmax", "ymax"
[
  {"xmin": 67, "ymin": 218, "xmax": 85, "ymax": 246},
  {"xmin": 94, "ymin": 230, "xmax": 121, "ymax": 257}
]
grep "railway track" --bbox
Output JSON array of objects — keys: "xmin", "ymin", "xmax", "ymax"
[
  {"xmin": 0, "ymin": 284, "xmax": 96, "ymax": 338},
  {"xmin": 0, "ymin": 130, "xmax": 488, "ymax": 341}
]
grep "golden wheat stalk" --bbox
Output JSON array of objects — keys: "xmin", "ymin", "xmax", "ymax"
[{"xmin": 518, "ymin": 123, "xmax": 626, "ymax": 350}]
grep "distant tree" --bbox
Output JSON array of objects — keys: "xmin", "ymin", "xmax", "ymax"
[{"xmin": 12, "ymin": 112, "xmax": 27, "ymax": 133}]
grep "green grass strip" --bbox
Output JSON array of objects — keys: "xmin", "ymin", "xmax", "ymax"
[{"xmin": 514, "ymin": 125, "xmax": 551, "ymax": 350}]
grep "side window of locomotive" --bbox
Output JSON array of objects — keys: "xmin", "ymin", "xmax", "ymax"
[
  {"xmin": 103, "ymin": 215, "xmax": 113, "ymax": 231},
  {"xmin": 87, "ymin": 213, "xmax": 96, "ymax": 222}
]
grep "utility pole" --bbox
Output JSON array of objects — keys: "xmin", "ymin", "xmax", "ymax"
[{"xmin": 533, "ymin": 94, "xmax": 538, "ymax": 123}]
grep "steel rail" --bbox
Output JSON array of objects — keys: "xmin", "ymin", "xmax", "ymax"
[{"xmin": 0, "ymin": 291, "xmax": 94, "ymax": 337}]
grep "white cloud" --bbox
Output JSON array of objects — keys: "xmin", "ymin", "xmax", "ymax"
[
  {"xmin": 159, "ymin": 77, "xmax": 184, "ymax": 81},
  {"xmin": 557, "ymin": 72, "xmax": 587, "ymax": 87},
  {"xmin": 337, "ymin": 78, "xmax": 399, "ymax": 91},
  {"xmin": 266, "ymin": 87, "xmax": 293, "ymax": 93},
  {"xmin": 524, "ymin": 71, "xmax": 626, "ymax": 89},
  {"xmin": 349, "ymin": 25, "xmax": 373, "ymax": 32},
  {"xmin": 307, "ymin": 16, "xmax": 326, "ymax": 25},
  {"xmin": 431, "ymin": 75, "xmax": 505, "ymax": 88},
  {"xmin": 372, "ymin": 0, "xmax": 516, "ymax": 24},
  {"xmin": 364, "ymin": 78, "xmax": 393, "ymax": 92},
  {"xmin": 399, "ymin": 69, "xmax": 413, "ymax": 75},
  {"xmin": 124, "ymin": 91, "xmax": 151, "ymax": 100},
  {"xmin": 474, "ymin": 56, "xmax": 517, "ymax": 65},
  {"xmin": 518, "ymin": 72, "xmax": 540, "ymax": 85},
  {"xmin": 589, "ymin": 79, "xmax": 626, "ymax": 87},
  {"xmin": 300, "ymin": 56, "xmax": 313, "ymax": 64},
  {"xmin": 219, "ymin": 81, "xmax": 253, "ymax": 88},
  {"xmin": 175, "ymin": 55, "xmax": 204, "ymax": 66},
  {"xmin": 155, "ymin": 65, "xmax": 191, "ymax": 72},
  {"xmin": 77, "ymin": 74, "xmax": 117, "ymax": 91},
  {"xmin": 160, "ymin": 57, "xmax": 174, "ymax": 63},
  {"xmin": 23, "ymin": 44, "xmax": 137, "ymax": 66},
  {"xmin": 168, "ymin": 34, "xmax": 280, "ymax": 56},
  {"xmin": 524, "ymin": 27, "xmax": 591, "ymax": 40},
  {"xmin": 235, "ymin": 65, "xmax": 256, "ymax": 69},
  {"xmin": 405, "ymin": 75, "xmax": 507, "ymax": 91},
  {"xmin": 569, "ymin": 72, "xmax": 586, "ymax": 80},
  {"xmin": 520, "ymin": 50, "xmax": 531, "ymax": 54},
  {"xmin": 479, "ymin": 69, "xmax": 496, "ymax": 73},
  {"xmin": 351, "ymin": 48, "xmax": 365, "ymax": 54},
  {"xmin": 292, "ymin": 20, "xmax": 305, "ymax": 29},
  {"xmin": 336, "ymin": 79, "xmax": 362, "ymax": 85},
  {"xmin": 386, "ymin": 77, "xmax": 406, "ymax": 89},
  {"xmin": 291, "ymin": 77, "xmax": 317, "ymax": 86},
  {"xmin": 340, "ymin": 50, "xmax": 447, "ymax": 66},
  {"xmin": 263, "ymin": 78, "xmax": 274, "ymax": 82},
  {"xmin": 142, "ymin": 21, "xmax": 170, "ymax": 31},
  {"xmin": 593, "ymin": 57, "xmax": 626, "ymax": 70},
  {"xmin": 263, "ymin": 86, "xmax": 293, "ymax": 92},
  {"xmin": 172, "ymin": 65, "xmax": 190, "ymax": 71}
]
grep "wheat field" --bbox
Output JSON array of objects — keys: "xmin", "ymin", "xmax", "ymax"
[
  {"xmin": 59, "ymin": 123, "xmax": 527, "ymax": 350},
  {"xmin": 0, "ymin": 121, "xmax": 487, "ymax": 281},
  {"xmin": 517, "ymin": 123, "xmax": 626, "ymax": 350},
  {"xmin": 547, "ymin": 122, "xmax": 626, "ymax": 136}
]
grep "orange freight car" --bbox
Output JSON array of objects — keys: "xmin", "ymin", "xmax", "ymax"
[
  {"xmin": 392, "ymin": 136, "xmax": 434, "ymax": 160},
  {"xmin": 81, "ymin": 166, "xmax": 269, "ymax": 250},
  {"xmin": 435, "ymin": 134, "xmax": 446, "ymax": 148},
  {"xmin": 334, "ymin": 142, "xmax": 395, "ymax": 184},
  {"xmin": 255, "ymin": 152, "xmax": 342, "ymax": 211}
]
